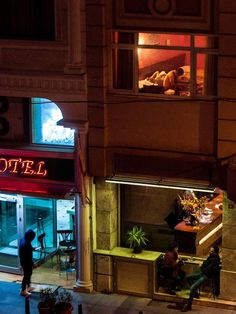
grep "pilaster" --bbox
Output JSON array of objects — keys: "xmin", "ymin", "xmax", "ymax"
[
  {"xmin": 96, "ymin": 179, "xmax": 118, "ymax": 250},
  {"xmin": 220, "ymin": 195, "xmax": 236, "ymax": 300}
]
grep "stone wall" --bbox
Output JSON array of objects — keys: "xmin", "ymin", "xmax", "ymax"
[
  {"xmin": 95, "ymin": 179, "xmax": 118, "ymax": 250},
  {"xmin": 220, "ymin": 194, "xmax": 236, "ymax": 300},
  {"xmin": 218, "ymin": 0, "xmax": 236, "ymax": 301}
]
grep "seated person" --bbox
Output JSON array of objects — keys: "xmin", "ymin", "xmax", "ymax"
[
  {"xmin": 181, "ymin": 245, "xmax": 221, "ymax": 312},
  {"xmin": 162, "ymin": 241, "xmax": 186, "ymax": 295},
  {"xmin": 163, "ymin": 67, "xmax": 184, "ymax": 91},
  {"xmin": 147, "ymin": 70, "xmax": 166, "ymax": 85}
]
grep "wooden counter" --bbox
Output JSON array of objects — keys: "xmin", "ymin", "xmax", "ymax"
[
  {"xmin": 174, "ymin": 194, "xmax": 223, "ymax": 256},
  {"xmin": 93, "ymin": 248, "xmax": 210, "ymax": 299}
]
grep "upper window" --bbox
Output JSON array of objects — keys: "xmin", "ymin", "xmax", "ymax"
[
  {"xmin": 0, "ymin": 0, "xmax": 55, "ymax": 40},
  {"xmin": 112, "ymin": 32, "xmax": 217, "ymax": 97},
  {"xmin": 31, "ymin": 98, "xmax": 75, "ymax": 146}
]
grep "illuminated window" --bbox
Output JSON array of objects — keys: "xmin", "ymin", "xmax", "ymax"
[
  {"xmin": 32, "ymin": 98, "xmax": 75, "ymax": 146},
  {"xmin": 112, "ymin": 32, "xmax": 217, "ymax": 97}
]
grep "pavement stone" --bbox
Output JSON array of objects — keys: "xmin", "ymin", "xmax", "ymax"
[{"xmin": 1, "ymin": 281, "xmax": 236, "ymax": 314}]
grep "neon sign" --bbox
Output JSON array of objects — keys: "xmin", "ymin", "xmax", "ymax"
[{"xmin": 0, "ymin": 158, "xmax": 47, "ymax": 177}]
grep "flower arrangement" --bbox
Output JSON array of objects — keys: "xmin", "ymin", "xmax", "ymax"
[
  {"xmin": 38, "ymin": 288, "xmax": 73, "ymax": 314},
  {"xmin": 178, "ymin": 192, "xmax": 208, "ymax": 215},
  {"xmin": 38, "ymin": 288, "xmax": 56, "ymax": 313},
  {"xmin": 54, "ymin": 289, "xmax": 73, "ymax": 313},
  {"xmin": 178, "ymin": 194, "xmax": 208, "ymax": 215},
  {"xmin": 178, "ymin": 192, "xmax": 209, "ymax": 226}
]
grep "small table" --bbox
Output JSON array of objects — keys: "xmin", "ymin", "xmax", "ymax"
[{"xmin": 58, "ymin": 246, "xmax": 76, "ymax": 279}]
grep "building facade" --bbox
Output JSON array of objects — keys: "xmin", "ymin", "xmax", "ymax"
[
  {"xmin": 86, "ymin": 0, "xmax": 236, "ymax": 301},
  {"xmin": 0, "ymin": 0, "xmax": 236, "ymax": 302}
]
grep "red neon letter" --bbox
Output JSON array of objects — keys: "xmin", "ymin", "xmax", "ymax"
[
  {"xmin": 0, "ymin": 158, "xmax": 8, "ymax": 173},
  {"xmin": 8, "ymin": 158, "xmax": 21, "ymax": 173},
  {"xmin": 35, "ymin": 161, "xmax": 47, "ymax": 177},
  {"xmin": 21, "ymin": 160, "xmax": 35, "ymax": 175}
]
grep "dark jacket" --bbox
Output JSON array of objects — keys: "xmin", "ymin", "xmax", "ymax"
[
  {"xmin": 19, "ymin": 230, "xmax": 36, "ymax": 268},
  {"xmin": 200, "ymin": 253, "xmax": 221, "ymax": 279}
]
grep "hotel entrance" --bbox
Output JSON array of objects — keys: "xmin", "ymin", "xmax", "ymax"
[
  {"xmin": 0, "ymin": 192, "xmax": 74, "ymax": 274},
  {"xmin": 0, "ymin": 194, "xmax": 19, "ymax": 271}
]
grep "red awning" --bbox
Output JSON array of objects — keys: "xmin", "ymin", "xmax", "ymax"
[{"xmin": 0, "ymin": 177, "xmax": 75, "ymax": 198}]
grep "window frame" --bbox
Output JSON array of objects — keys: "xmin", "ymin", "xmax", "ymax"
[
  {"xmin": 110, "ymin": 31, "xmax": 218, "ymax": 99},
  {"xmin": 30, "ymin": 98, "xmax": 75, "ymax": 148}
]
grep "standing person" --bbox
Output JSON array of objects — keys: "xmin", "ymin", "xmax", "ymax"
[
  {"xmin": 19, "ymin": 229, "xmax": 36, "ymax": 296},
  {"xmin": 162, "ymin": 241, "xmax": 185, "ymax": 294},
  {"xmin": 181, "ymin": 245, "xmax": 221, "ymax": 312}
]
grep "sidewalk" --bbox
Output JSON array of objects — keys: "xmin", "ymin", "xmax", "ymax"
[{"xmin": 1, "ymin": 280, "xmax": 236, "ymax": 314}]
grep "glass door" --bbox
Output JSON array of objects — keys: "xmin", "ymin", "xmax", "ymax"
[
  {"xmin": 24, "ymin": 196, "xmax": 57, "ymax": 264},
  {"xmin": 0, "ymin": 192, "xmax": 70, "ymax": 273},
  {"xmin": 0, "ymin": 194, "xmax": 21, "ymax": 272}
]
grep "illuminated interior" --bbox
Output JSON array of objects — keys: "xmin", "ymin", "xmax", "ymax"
[
  {"xmin": 31, "ymin": 98, "xmax": 75, "ymax": 146},
  {"xmin": 138, "ymin": 33, "xmax": 205, "ymax": 96},
  {"xmin": 112, "ymin": 32, "xmax": 216, "ymax": 96}
]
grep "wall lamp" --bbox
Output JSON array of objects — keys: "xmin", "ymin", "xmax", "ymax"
[{"xmin": 105, "ymin": 176, "xmax": 216, "ymax": 193}]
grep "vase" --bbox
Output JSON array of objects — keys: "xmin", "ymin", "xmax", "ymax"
[
  {"xmin": 54, "ymin": 303, "xmax": 73, "ymax": 314},
  {"xmin": 184, "ymin": 213, "xmax": 199, "ymax": 226},
  {"xmin": 133, "ymin": 246, "xmax": 142, "ymax": 254},
  {"xmin": 38, "ymin": 302, "xmax": 54, "ymax": 314}
]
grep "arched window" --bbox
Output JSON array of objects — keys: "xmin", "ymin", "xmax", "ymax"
[{"xmin": 31, "ymin": 98, "xmax": 75, "ymax": 146}]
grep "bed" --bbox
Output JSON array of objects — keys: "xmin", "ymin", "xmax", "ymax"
[{"xmin": 138, "ymin": 56, "xmax": 204, "ymax": 96}]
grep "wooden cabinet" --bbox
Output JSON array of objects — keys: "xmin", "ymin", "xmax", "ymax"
[
  {"xmin": 93, "ymin": 247, "xmax": 161, "ymax": 297},
  {"xmin": 94, "ymin": 254, "xmax": 113, "ymax": 293},
  {"xmin": 114, "ymin": 257, "xmax": 153, "ymax": 297}
]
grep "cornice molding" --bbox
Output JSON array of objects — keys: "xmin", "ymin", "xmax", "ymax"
[{"xmin": 0, "ymin": 73, "xmax": 86, "ymax": 96}]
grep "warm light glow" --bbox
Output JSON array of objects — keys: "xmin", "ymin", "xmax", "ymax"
[
  {"xmin": 0, "ymin": 158, "xmax": 47, "ymax": 177},
  {"xmin": 198, "ymin": 223, "xmax": 223, "ymax": 245},
  {"xmin": 105, "ymin": 179, "xmax": 215, "ymax": 193}
]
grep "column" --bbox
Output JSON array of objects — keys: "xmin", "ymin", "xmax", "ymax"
[
  {"xmin": 65, "ymin": 0, "xmax": 84, "ymax": 74},
  {"xmin": 74, "ymin": 190, "xmax": 93, "ymax": 292},
  {"xmin": 73, "ymin": 123, "xmax": 93, "ymax": 292}
]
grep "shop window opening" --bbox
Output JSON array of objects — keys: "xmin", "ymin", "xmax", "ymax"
[{"xmin": 31, "ymin": 98, "xmax": 75, "ymax": 146}]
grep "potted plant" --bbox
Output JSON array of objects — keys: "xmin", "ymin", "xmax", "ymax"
[
  {"xmin": 54, "ymin": 289, "xmax": 73, "ymax": 314},
  {"xmin": 38, "ymin": 288, "xmax": 56, "ymax": 314},
  {"xmin": 127, "ymin": 225, "xmax": 149, "ymax": 253}
]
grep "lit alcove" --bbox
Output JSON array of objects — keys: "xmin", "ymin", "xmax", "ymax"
[{"xmin": 31, "ymin": 98, "xmax": 75, "ymax": 146}]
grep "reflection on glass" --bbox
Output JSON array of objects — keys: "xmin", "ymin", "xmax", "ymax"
[
  {"xmin": 0, "ymin": 198, "xmax": 18, "ymax": 267},
  {"xmin": 113, "ymin": 32, "xmax": 135, "ymax": 44},
  {"xmin": 113, "ymin": 49, "xmax": 133, "ymax": 90},
  {"xmin": 25, "ymin": 197, "xmax": 55, "ymax": 247},
  {"xmin": 196, "ymin": 53, "xmax": 216, "ymax": 97},
  {"xmin": 196, "ymin": 53, "xmax": 205, "ymax": 96},
  {"xmin": 138, "ymin": 33, "xmax": 190, "ymax": 46}
]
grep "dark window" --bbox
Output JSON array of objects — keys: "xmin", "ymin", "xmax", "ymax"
[{"xmin": 0, "ymin": 0, "xmax": 55, "ymax": 40}]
